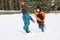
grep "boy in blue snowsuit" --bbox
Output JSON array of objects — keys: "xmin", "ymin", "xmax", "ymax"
[{"xmin": 22, "ymin": 7, "xmax": 35, "ymax": 33}]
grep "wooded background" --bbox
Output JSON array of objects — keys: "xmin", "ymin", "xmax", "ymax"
[{"xmin": 0, "ymin": 0, "xmax": 60, "ymax": 13}]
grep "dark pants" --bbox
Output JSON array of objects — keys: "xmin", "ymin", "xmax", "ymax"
[{"xmin": 38, "ymin": 22, "xmax": 45, "ymax": 32}]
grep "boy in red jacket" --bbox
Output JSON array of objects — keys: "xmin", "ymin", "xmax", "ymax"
[{"xmin": 35, "ymin": 6, "xmax": 45, "ymax": 32}]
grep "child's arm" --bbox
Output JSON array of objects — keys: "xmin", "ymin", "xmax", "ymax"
[
  {"xmin": 41, "ymin": 12, "xmax": 45, "ymax": 23},
  {"xmin": 26, "ymin": 14, "xmax": 35, "ymax": 22},
  {"xmin": 35, "ymin": 12, "xmax": 42, "ymax": 22}
]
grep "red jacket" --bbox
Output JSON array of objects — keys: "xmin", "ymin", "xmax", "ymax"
[{"xmin": 35, "ymin": 11, "xmax": 45, "ymax": 23}]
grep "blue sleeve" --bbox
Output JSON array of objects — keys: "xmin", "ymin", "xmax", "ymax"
[{"xmin": 26, "ymin": 13, "xmax": 33, "ymax": 20}]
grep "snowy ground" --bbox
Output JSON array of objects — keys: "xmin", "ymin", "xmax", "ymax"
[{"xmin": 0, "ymin": 13, "xmax": 60, "ymax": 40}]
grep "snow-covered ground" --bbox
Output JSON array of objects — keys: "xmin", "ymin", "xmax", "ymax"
[{"xmin": 0, "ymin": 13, "xmax": 60, "ymax": 40}]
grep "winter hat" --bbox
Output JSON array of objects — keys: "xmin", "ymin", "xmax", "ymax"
[{"xmin": 36, "ymin": 5, "xmax": 42, "ymax": 11}]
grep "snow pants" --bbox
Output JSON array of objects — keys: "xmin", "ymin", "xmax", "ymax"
[
  {"xmin": 23, "ymin": 20, "xmax": 30, "ymax": 32},
  {"xmin": 38, "ymin": 22, "xmax": 45, "ymax": 32}
]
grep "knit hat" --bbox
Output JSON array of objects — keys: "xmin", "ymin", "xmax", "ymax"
[{"xmin": 36, "ymin": 6, "xmax": 42, "ymax": 11}]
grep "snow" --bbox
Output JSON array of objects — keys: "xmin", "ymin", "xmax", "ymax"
[{"xmin": 0, "ymin": 13, "xmax": 60, "ymax": 40}]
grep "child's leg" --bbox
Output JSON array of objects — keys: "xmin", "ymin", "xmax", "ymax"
[
  {"xmin": 38, "ymin": 23, "xmax": 42, "ymax": 29},
  {"xmin": 41, "ymin": 23, "xmax": 45, "ymax": 32},
  {"xmin": 38, "ymin": 23, "xmax": 45, "ymax": 32},
  {"xmin": 23, "ymin": 21, "xmax": 30, "ymax": 33}
]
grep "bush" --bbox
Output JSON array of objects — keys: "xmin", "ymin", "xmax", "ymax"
[{"xmin": 24, "ymin": 0, "xmax": 52, "ymax": 13}]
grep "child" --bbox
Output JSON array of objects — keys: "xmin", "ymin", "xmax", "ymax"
[
  {"xmin": 21, "ymin": 4, "xmax": 35, "ymax": 33},
  {"xmin": 35, "ymin": 6, "xmax": 45, "ymax": 32}
]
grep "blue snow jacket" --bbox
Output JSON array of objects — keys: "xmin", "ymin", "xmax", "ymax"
[{"xmin": 22, "ymin": 8, "xmax": 33, "ymax": 21}]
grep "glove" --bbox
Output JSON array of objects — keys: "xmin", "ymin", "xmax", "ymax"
[{"xmin": 31, "ymin": 19, "xmax": 35, "ymax": 23}]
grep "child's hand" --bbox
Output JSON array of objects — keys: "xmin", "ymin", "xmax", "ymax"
[{"xmin": 31, "ymin": 20, "xmax": 35, "ymax": 23}]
